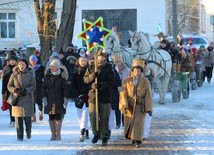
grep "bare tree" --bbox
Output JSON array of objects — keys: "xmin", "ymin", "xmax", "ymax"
[
  {"xmin": 34, "ymin": 0, "xmax": 56, "ymax": 65},
  {"xmin": 166, "ymin": 0, "xmax": 200, "ymax": 36},
  {"xmin": 55, "ymin": 0, "xmax": 77, "ymax": 52},
  {"xmin": 34, "ymin": 0, "xmax": 77, "ymax": 65}
]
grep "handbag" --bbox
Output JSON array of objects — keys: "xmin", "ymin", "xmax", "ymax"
[{"xmin": 7, "ymin": 93, "xmax": 19, "ymax": 106}]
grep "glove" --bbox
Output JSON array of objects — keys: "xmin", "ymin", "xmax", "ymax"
[
  {"xmin": 147, "ymin": 111, "xmax": 152, "ymax": 117},
  {"xmin": 14, "ymin": 88, "xmax": 21, "ymax": 95},
  {"xmin": 63, "ymin": 97, "xmax": 69, "ymax": 109},
  {"xmin": 93, "ymin": 72, "xmax": 98, "ymax": 78},
  {"xmin": 91, "ymin": 83, "xmax": 98, "ymax": 89},
  {"xmin": 42, "ymin": 97, "xmax": 48, "ymax": 107},
  {"xmin": 19, "ymin": 89, "xmax": 27, "ymax": 96}
]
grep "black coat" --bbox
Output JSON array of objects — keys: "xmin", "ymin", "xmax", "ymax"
[
  {"xmin": 42, "ymin": 67, "xmax": 68, "ymax": 115},
  {"xmin": 71, "ymin": 66, "xmax": 89, "ymax": 109},
  {"xmin": 31, "ymin": 65, "xmax": 45, "ymax": 104},
  {"xmin": 1, "ymin": 65, "xmax": 14, "ymax": 97},
  {"xmin": 84, "ymin": 61, "xmax": 114, "ymax": 104},
  {"xmin": 111, "ymin": 67, "xmax": 121, "ymax": 110}
]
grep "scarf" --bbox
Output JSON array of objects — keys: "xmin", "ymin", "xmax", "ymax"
[
  {"xmin": 31, "ymin": 64, "xmax": 41, "ymax": 70},
  {"xmin": 51, "ymin": 69, "xmax": 61, "ymax": 75}
]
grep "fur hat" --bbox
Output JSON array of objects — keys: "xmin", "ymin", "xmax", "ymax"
[
  {"xmin": 17, "ymin": 59, "xmax": 28, "ymax": 67},
  {"xmin": 50, "ymin": 59, "xmax": 61, "ymax": 69},
  {"xmin": 29, "ymin": 55, "xmax": 38, "ymax": 62},
  {"xmin": 131, "ymin": 59, "xmax": 144, "ymax": 72}
]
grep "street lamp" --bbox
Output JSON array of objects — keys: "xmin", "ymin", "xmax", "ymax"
[{"xmin": 210, "ymin": 15, "xmax": 214, "ymax": 45}]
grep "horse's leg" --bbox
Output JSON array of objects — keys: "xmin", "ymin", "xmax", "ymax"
[
  {"xmin": 161, "ymin": 75, "xmax": 171, "ymax": 104},
  {"xmin": 154, "ymin": 77, "xmax": 164, "ymax": 105}
]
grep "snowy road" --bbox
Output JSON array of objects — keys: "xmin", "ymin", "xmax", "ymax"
[{"xmin": 0, "ymin": 79, "xmax": 214, "ymax": 155}]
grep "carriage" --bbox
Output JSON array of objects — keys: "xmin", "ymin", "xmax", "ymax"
[{"xmin": 105, "ymin": 31, "xmax": 204, "ymax": 104}]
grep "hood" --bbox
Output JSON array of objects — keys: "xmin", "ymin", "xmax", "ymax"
[{"xmin": 45, "ymin": 64, "xmax": 68, "ymax": 80}]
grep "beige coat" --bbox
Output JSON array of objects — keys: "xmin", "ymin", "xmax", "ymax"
[
  {"xmin": 119, "ymin": 75, "xmax": 152, "ymax": 141},
  {"xmin": 7, "ymin": 66, "xmax": 36, "ymax": 117}
]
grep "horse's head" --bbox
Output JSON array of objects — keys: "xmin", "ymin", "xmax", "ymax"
[
  {"xmin": 128, "ymin": 30, "xmax": 151, "ymax": 54},
  {"xmin": 104, "ymin": 32, "xmax": 121, "ymax": 55}
]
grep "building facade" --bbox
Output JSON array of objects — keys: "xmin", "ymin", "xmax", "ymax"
[{"xmin": 1, "ymin": 0, "xmax": 166, "ymax": 49}]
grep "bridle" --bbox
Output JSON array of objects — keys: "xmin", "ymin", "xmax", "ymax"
[{"xmin": 105, "ymin": 36, "xmax": 116, "ymax": 52}]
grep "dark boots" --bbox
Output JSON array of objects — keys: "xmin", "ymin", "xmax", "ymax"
[
  {"xmin": 80, "ymin": 128, "xmax": 85, "ymax": 142},
  {"xmin": 91, "ymin": 135, "xmax": 100, "ymax": 143},
  {"xmin": 16, "ymin": 117, "xmax": 31, "ymax": 141},
  {"xmin": 85, "ymin": 130, "xmax": 89, "ymax": 139}
]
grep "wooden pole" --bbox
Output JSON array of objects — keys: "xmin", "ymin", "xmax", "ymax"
[{"xmin": 94, "ymin": 47, "xmax": 99, "ymax": 131}]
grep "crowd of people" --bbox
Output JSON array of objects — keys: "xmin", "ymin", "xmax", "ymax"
[
  {"xmin": 157, "ymin": 34, "xmax": 214, "ymax": 83},
  {"xmin": 2, "ymin": 33, "xmax": 212, "ymax": 147},
  {"xmin": 1, "ymin": 44, "xmax": 153, "ymax": 148}
]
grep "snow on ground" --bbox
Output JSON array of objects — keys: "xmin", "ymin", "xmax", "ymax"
[{"xmin": 0, "ymin": 78, "xmax": 214, "ymax": 155}]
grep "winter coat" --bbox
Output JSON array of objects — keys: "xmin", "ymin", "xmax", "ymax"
[
  {"xmin": 71, "ymin": 66, "xmax": 89, "ymax": 109},
  {"xmin": 197, "ymin": 50, "xmax": 206, "ymax": 71},
  {"xmin": 204, "ymin": 50, "xmax": 214, "ymax": 67},
  {"xmin": 1, "ymin": 65, "xmax": 15, "ymax": 96},
  {"xmin": 111, "ymin": 67, "xmax": 121, "ymax": 110},
  {"xmin": 119, "ymin": 75, "xmax": 153, "ymax": 141},
  {"xmin": 84, "ymin": 60, "xmax": 114, "ymax": 104},
  {"xmin": 29, "ymin": 64, "xmax": 45, "ymax": 104},
  {"xmin": 42, "ymin": 66, "xmax": 69, "ymax": 115},
  {"xmin": 7, "ymin": 66, "xmax": 36, "ymax": 117}
]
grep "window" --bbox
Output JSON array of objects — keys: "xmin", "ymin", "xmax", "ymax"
[{"xmin": 0, "ymin": 12, "xmax": 16, "ymax": 39}]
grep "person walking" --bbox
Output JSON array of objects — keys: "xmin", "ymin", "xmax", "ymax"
[
  {"xmin": 108, "ymin": 61, "xmax": 121, "ymax": 133},
  {"xmin": 119, "ymin": 59, "xmax": 153, "ymax": 147},
  {"xmin": 84, "ymin": 49, "xmax": 114, "ymax": 146},
  {"xmin": 71, "ymin": 57, "xmax": 89, "ymax": 142},
  {"xmin": 114, "ymin": 55, "xmax": 131, "ymax": 127},
  {"xmin": 42, "ymin": 59, "xmax": 69, "ymax": 141},
  {"xmin": 29, "ymin": 55, "xmax": 45, "ymax": 122},
  {"xmin": 1, "ymin": 55, "xmax": 18, "ymax": 127},
  {"xmin": 7, "ymin": 59, "xmax": 36, "ymax": 141},
  {"xmin": 204, "ymin": 45, "xmax": 214, "ymax": 83}
]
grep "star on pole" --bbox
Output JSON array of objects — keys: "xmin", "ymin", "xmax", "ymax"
[{"xmin": 77, "ymin": 17, "xmax": 112, "ymax": 51}]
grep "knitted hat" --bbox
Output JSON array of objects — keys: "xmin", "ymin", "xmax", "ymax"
[
  {"xmin": 131, "ymin": 59, "xmax": 144, "ymax": 72},
  {"xmin": 29, "ymin": 55, "xmax": 38, "ymax": 62},
  {"xmin": 17, "ymin": 59, "xmax": 28, "ymax": 67},
  {"xmin": 200, "ymin": 45, "xmax": 205, "ymax": 49},
  {"xmin": 8, "ymin": 55, "xmax": 17, "ymax": 61},
  {"xmin": 59, "ymin": 49, "xmax": 64, "ymax": 55},
  {"xmin": 50, "ymin": 59, "xmax": 61, "ymax": 69}
]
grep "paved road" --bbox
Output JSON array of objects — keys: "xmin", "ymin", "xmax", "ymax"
[{"xmin": 76, "ymin": 81, "xmax": 214, "ymax": 155}]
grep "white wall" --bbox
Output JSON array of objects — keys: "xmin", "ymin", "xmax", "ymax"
[
  {"xmin": 73, "ymin": 0, "xmax": 166, "ymax": 46},
  {"xmin": 0, "ymin": 0, "xmax": 166, "ymax": 49},
  {"xmin": 202, "ymin": 0, "xmax": 214, "ymax": 44}
]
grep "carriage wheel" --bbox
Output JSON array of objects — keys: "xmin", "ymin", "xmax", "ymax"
[
  {"xmin": 182, "ymin": 81, "xmax": 190, "ymax": 99},
  {"xmin": 190, "ymin": 71, "xmax": 197, "ymax": 90},
  {"xmin": 197, "ymin": 71, "xmax": 204, "ymax": 87},
  {"xmin": 172, "ymin": 80, "xmax": 181, "ymax": 102},
  {"xmin": 191, "ymin": 80, "xmax": 197, "ymax": 90}
]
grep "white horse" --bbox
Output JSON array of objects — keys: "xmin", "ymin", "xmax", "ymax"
[
  {"xmin": 129, "ymin": 30, "xmax": 172, "ymax": 105},
  {"xmin": 105, "ymin": 32, "xmax": 135, "ymax": 68}
]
